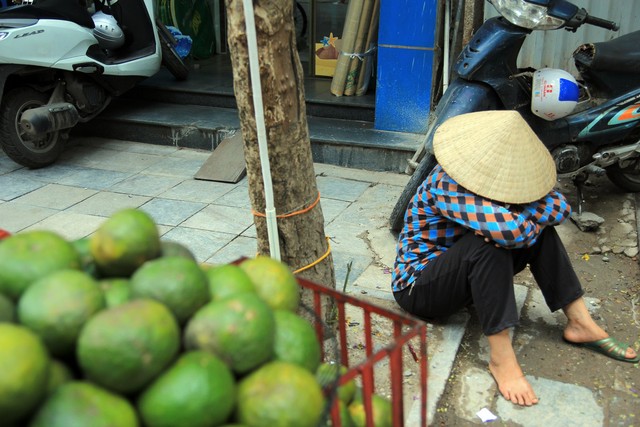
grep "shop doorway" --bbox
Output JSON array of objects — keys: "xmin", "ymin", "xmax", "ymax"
[{"xmin": 157, "ymin": 0, "xmax": 376, "ymax": 116}]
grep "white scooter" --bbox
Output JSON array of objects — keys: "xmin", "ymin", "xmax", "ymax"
[{"xmin": 0, "ymin": 0, "xmax": 188, "ymax": 168}]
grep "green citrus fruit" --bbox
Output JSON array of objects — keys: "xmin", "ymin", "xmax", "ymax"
[
  {"xmin": 240, "ymin": 256, "xmax": 300, "ymax": 311},
  {"xmin": 0, "ymin": 292, "xmax": 15, "ymax": 323},
  {"xmin": 273, "ymin": 310, "xmax": 321, "ymax": 372},
  {"xmin": 30, "ymin": 381, "xmax": 138, "ymax": 427},
  {"xmin": 184, "ymin": 292, "xmax": 275, "ymax": 374},
  {"xmin": 0, "ymin": 323, "xmax": 51, "ymax": 425},
  {"xmin": 90, "ymin": 208, "xmax": 161, "ymax": 277},
  {"xmin": 316, "ymin": 362, "xmax": 357, "ymax": 405},
  {"xmin": 160, "ymin": 240, "xmax": 197, "ymax": 261},
  {"xmin": 130, "ymin": 256, "xmax": 210, "ymax": 325},
  {"xmin": 137, "ymin": 351, "xmax": 236, "ymax": 427},
  {"xmin": 46, "ymin": 359, "xmax": 74, "ymax": 395},
  {"xmin": 71, "ymin": 237, "xmax": 98, "ymax": 277},
  {"xmin": 205, "ymin": 263, "xmax": 256, "ymax": 301},
  {"xmin": 236, "ymin": 361, "xmax": 325, "ymax": 427},
  {"xmin": 348, "ymin": 390, "xmax": 393, "ymax": 427},
  {"xmin": 99, "ymin": 278, "xmax": 132, "ymax": 308},
  {"xmin": 0, "ymin": 230, "xmax": 80, "ymax": 300},
  {"xmin": 18, "ymin": 269, "xmax": 105, "ymax": 357},
  {"xmin": 77, "ymin": 299, "xmax": 180, "ymax": 394}
]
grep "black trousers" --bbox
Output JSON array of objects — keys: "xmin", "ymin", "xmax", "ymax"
[{"xmin": 394, "ymin": 227, "xmax": 584, "ymax": 335}]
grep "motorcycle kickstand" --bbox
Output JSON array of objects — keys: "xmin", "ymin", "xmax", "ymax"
[{"xmin": 572, "ymin": 174, "xmax": 587, "ymax": 216}]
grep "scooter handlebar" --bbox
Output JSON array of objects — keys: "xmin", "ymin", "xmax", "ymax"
[{"xmin": 584, "ymin": 14, "xmax": 619, "ymax": 31}]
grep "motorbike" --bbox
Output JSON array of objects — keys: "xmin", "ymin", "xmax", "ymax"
[
  {"xmin": 389, "ymin": 0, "xmax": 640, "ymax": 232},
  {"xmin": 0, "ymin": 0, "xmax": 189, "ymax": 168}
]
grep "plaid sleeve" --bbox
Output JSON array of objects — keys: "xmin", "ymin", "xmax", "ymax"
[
  {"xmin": 429, "ymin": 173, "xmax": 544, "ymax": 249},
  {"xmin": 521, "ymin": 190, "xmax": 572, "ymax": 226}
]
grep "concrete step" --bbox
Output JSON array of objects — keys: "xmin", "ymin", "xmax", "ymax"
[{"xmin": 73, "ymin": 99, "xmax": 423, "ymax": 173}]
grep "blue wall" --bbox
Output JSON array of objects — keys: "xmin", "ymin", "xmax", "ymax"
[{"xmin": 375, "ymin": 0, "xmax": 438, "ymax": 133}]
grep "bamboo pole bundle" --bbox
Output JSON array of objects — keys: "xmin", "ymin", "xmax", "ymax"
[
  {"xmin": 330, "ymin": 0, "xmax": 364, "ymax": 97},
  {"xmin": 355, "ymin": 0, "xmax": 379, "ymax": 96},
  {"xmin": 343, "ymin": 0, "xmax": 374, "ymax": 96}
]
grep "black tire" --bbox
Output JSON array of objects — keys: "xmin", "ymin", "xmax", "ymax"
[
  {"xmin": 389, "ymin": 153, "xmax": 437, "ymax": 232},
  {"xmin": 388, "ymin": 80, "xmax": 504, "ymax": 232},
  {"xmin": 0, "ymin": 87, "xmax": 62, "ymax": 169},
  {"xmin": 606, "ymin": 161, "xmax": 640, "ymax": 192},
  {"xmin": 157, "ymin": 21, "xmax": 189, "ymax": 81}
]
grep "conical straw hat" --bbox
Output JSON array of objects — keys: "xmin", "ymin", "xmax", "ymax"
[{"xmin": 433, "ymin": 110, "xmax": 556, "ymax": 203}]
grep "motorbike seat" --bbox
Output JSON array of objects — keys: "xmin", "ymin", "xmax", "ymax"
[
  {"xmin": 574, "ymin": 30, "xmax": 640, "ymax": 73},
  {"xmin": 0, "ymin": 0, "xmax": 94, "ymax": 28}
]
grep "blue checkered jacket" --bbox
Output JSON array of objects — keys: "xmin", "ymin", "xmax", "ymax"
[{"xmin": 392, "ymin": 164, "xmax": 571, "ymax": 292}]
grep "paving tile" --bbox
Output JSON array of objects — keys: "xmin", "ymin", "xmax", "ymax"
[
  {"xmin": 314, "ymin": 162, "xmax": 411, "ymax": 187},
  {"xmin": 57, "ymin": 168, "xmax": 133, "ymax": 190},
  {"xmin": 75, "ymin": 137, "xmax": 180, "ymax": 156},
  {"xmin": 205, "ymin": 235, "xmax": 257, "ymax": 265},
  {"xmin": 182, "ymin": 204, "xmax": 253, "ymax": 234},
  {"xmin": 212, "ymin": 185, "xmax": 251, "ymax": 208},
  {"xmin": 332, "ymin": 183, "xmax": 399, "ymax": 228},
  {"xmin": 316, "ymin": 175, "xmax": 372, "ymax": 202},
  {"xmin": 319, "ymin": 198, "xmax": 350, "ymax": 224},
  {"xmin": 241, "ymin": 224, "xmax": 256, "ymax": 238},
  {"xmin": 0, "ymin": 157, "xmax": 22, "ymax": 175},
  {"xmin": 7, "ymin": 164, "xmax": 82, "ymax": 183},
  {"xmin": 143, "ymin": 155, "xmax": 207, "ymax": 178},
  {"xmin": 0, "ymin": 174, "xmax": 45, "ymax": 201},
  {"xmin": 68, "ymin": 192, "xmax": 151, "ymax": 217},
  {"xmin": 351, "ymin": 263, "xmax": 394, "ymax": 300},
  {"xmin": 161, "ymin": 226, "xmax": 237, "ymax": 262},
  {"xmin": 22, "ymin": 211, "xmax": 105, "ymax": 240},
  {"xmin": 12, "ymin": 184, "xmax": 96, "ymax": 209},
  {"xmin": 0, "ymin": 203, "xmax": 58, "ymax": 233},
  {"xmin": 109, "ymin": 174, "xmax": 184, "ymax": 197},
  {"xmin": 60, "ymin": 146, "xmax": 165, "ymax": 173},
  {"xmin": 140, "ymin": 198, "xmax": 206, "ymax": 226},
  {"xmin": 158, "ymin": 179, "xmax": 236, "ymax": 203}
]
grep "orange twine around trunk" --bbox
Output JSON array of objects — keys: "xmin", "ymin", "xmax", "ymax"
[{"xmin": 251, "ymin": 191, "xmax": 331, "ymax": 273}]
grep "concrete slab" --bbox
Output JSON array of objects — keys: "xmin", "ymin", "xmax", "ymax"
[{"xmin": 496, "ymin": 376, "xmax": 604, "ymax": 426}]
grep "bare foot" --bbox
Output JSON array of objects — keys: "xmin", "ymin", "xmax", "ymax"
[
  {"xmin": 563, "ymin": 298, "xmax": 638, "ymax": 360},
  {"xmin": 488, "ymin": 361, "xmax": 538, "ymax": 406},
  {"xmin": 487, "ymin": 330, "xmax": 539, "ymax": 406}
]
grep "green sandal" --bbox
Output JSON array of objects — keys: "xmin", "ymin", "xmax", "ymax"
[{"xmin": 566, "ymin": 337, "xmax": 640, "ymax": 363}]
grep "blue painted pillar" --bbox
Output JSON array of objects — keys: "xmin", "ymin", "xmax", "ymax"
[{"xmin": 375, "ymin": 0, "xmax": 438, "ymax": 133}]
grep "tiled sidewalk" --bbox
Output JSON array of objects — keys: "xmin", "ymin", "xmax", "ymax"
[{"xmin": 0, "ymin": 136, "xmax": 409, "ymax": 296}]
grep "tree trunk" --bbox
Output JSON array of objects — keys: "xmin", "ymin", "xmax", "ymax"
[{"xmin": 224, "ymin": 0, "xmax": 336, "ymax": 293}]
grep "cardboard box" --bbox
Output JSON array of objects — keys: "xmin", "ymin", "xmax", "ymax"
[{"xmin": 314, "ymin": 34, "xmax": 342, "ymax": 77}]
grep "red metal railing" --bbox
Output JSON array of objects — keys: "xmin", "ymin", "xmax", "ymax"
[{"xmin": 298, "ymin": 276, "xmax": 428, "ymax": 427}]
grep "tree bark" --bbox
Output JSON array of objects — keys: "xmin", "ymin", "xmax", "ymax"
[{"xmin": 224, "ymin": 0, "xmax": 336, "ymax": 292}]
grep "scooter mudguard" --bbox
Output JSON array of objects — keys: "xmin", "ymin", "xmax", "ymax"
[
  {"xmin": 423, "ymin": 79, "xmax": 502, "ymax": 153},
  {"xmin": 0, "ymin": 64, "xmax": 25, "ymax": 102}
]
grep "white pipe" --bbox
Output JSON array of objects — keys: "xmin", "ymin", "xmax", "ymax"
[
  {"xmin": 241, "ymin": 0, "xmax": 281, "ymax": 261},
  {"xmin": 443, "ymin": 0, "xmax": 450, "ymax": 92}
]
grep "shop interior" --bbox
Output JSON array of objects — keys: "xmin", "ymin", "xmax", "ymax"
[{"xmin": 157, "ymin": 0, "xmax": 376, "ymax": 113}]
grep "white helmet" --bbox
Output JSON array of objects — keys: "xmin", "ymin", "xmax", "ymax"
[
  {"xmin": 92, "ymin": 11, "xmax": 125, "ymax": 50},
  {"xmin": 531, "ymin": 68, "xmax": 579, "ymax": 121}
]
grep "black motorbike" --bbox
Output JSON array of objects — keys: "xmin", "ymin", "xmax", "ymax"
[{"xmin": 390, "ymin": 0, "xmax": 640, "ymax": 232}]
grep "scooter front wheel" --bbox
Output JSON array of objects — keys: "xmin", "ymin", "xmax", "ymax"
[{"xmin": 0, "ymin": 88, "xmax": 62, "ymax": 169}]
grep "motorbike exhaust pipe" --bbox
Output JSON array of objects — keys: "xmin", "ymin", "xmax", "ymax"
[{"xmin": 20, "ymin": 103, "xmax": 80, "ymax": 136}]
